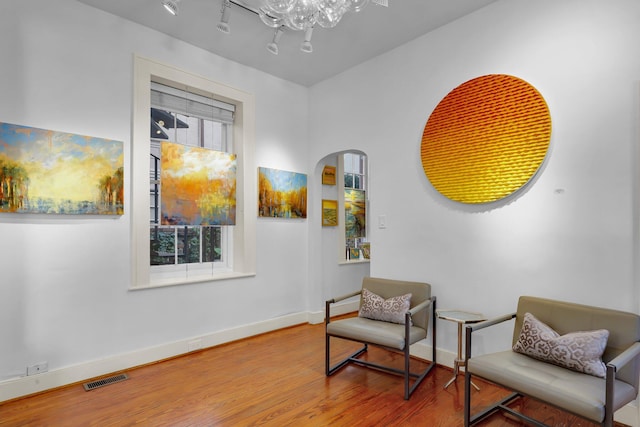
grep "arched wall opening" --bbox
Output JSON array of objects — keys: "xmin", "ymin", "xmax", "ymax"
[{"xmin": 307, "ymin": 150, "xmax": 370, "ymax": 321}]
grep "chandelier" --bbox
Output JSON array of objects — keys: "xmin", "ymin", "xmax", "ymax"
[
  {"xmin": 257, "ymin": 0, "xmax": 388, "ymax": 53},
  {"xmin": 162, "ymin": 0, "xmax": 388, "ymax": 54}
]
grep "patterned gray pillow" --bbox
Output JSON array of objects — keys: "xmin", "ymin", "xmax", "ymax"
[
  {"xmin": 358, "ymin": 288, "xmax": 412, "ymax": 325},
  {"xmin": 513, "ymin": 312, "xmax": 609, "ymax": 378}
]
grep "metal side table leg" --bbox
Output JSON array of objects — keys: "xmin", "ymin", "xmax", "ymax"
[{"xmin": 444, "ymin": 322, "xmax": 480, "ymax": 390}]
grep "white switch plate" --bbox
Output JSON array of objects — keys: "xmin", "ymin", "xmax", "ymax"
[{"xmin": 378, "ymin": 215, "xmax": 387, "ymax": 229}]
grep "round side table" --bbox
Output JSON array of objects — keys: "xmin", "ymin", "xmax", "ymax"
[{"xmin": 436, "ymin": 309, "xmax": 487, "ymax": 389}]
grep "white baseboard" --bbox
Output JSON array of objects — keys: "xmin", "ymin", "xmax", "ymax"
[
  {"xmin": 618, "ymin": 404, "xmax": 639, "ymax": 427},
  {"xmin": 411, "ymin": 340, "xmax": 454, "ymax": 367},
  {"xmin": 0, "ymin": 311, "xmax": 309, "ymax": 402},
  {"xmin": 330, "ymin": 300, "xmax": 360, "ymax": 316},
  {"xmin": 309, "ymin": 299, "xmax": 362, "ymax": 324}
]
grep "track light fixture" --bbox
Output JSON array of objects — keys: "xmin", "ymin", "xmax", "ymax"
[
  {"xmin": 162, "ymin": 0, "xmax": 180, "ymax": 16},
  {"xmin": 217, "ymin": 0, "xmax": 231, "ymax": 34},
  {"xmin": 300, "ymin": 27, "xmax": 313, "ymax": 53},
  {"xmin": 266, "ymin": 27, "xmax": 284, "ymax": 55}
]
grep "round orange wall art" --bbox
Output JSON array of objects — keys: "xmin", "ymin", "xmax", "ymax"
[{"xmin": 420, "ymin": 74, "xmax": 552, "ymax": 204}]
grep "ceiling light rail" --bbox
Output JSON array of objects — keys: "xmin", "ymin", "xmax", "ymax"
[{"xmin": 162, "ymin": 0, "xmax": 388, "ymax": 55}]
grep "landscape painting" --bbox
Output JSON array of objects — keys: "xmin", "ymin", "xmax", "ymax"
[
  {"xmin": 322, "ymin": 199, "xmax": 338, "ymax": 226},
  {"xmin": 0, "ymin": 122, "xmax": 124, "ymax": 215},
  {"xmin": 258, "ymin": 167, "xmax": 307, "ymax": 218},
  {"xmin": 345, "ymin": 189, "xmax": 366, "ymax": 238},
  {"xmin": 161, "ymin": 141, "xmax": 236, "ymax": 225}
]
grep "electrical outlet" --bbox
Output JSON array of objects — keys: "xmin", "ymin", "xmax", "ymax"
[{"xmin": 27, "ymin": 362, "xmax": 48, "ymax": 376}]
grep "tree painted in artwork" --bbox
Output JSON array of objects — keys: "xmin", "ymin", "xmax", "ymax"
[
  {"xmin": 0, "ymin": 156, "xmax": 30, "ymax": 211},
  {"xmin": 98, "ymin": 166, "xmax": 124, "ymax": 209},
  {"xmin": 258, "ymin": 171, "xmax": 274, "ymax": 217}
]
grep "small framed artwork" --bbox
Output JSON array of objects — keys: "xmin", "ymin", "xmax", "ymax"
[
  {"xmin": 322, "ymin": 199, "xmax": 338, "ymax": 226},
  {"xmin": 360, "ymin": 242, "xmax": 370, "ymax": 259},
  {"xmin": 322, "ymin": 165, "xmax": 336, "ymax": 186}
]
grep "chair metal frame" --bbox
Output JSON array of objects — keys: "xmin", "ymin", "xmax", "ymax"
[{"xmin": 325, "ymin": 290, "xmax": 436, "ymax": 400}]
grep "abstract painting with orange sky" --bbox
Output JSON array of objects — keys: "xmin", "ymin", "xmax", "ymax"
[
  {"xmin": 0, "ymin": 122, "xmax": 123, "ymax": 215},
  {"xmin": 161, "ymin": 141, "xmax": 236, "ymax": 225}
]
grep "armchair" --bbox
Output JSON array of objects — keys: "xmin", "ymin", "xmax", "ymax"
[
  {"xmin": 325, "ymin": 276, "xmax": 436, "ymax": 399},
  {"xmin": 464, "ymin": 296, "xmax": 640, "ymax": 427}
]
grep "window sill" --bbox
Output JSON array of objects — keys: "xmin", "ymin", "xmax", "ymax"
[
  {"xmin": 129, "ymin": 271, "xmax": 256, "ymax": 290},
  {"xmin": 338, "ymin": 259, "xmax": 370, "ymax": 266}
]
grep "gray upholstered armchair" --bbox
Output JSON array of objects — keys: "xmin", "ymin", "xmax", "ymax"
[
  {"xmin": 464, "ymin": 296, "xmax": 640, "ymax": 427},
  {"xmin": 325, "ymin": 276, "xmax": 436, "ymax": 399}
]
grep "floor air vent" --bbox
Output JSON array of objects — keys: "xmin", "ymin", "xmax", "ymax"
[{"xmin": 83, "ymin": 373, "xmax": 129, "ymax": 391}]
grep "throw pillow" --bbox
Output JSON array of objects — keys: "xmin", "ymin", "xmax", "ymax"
[
  {"xmin": 358, "ymin": 288, "xmax": 412, "ymax": 325},
  {"xmin": 513, "ymin": 312, "xmax": 609, "ymax": 378}
]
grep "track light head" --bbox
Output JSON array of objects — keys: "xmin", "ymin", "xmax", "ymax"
[
  {"xmin": 217, "ymin": 22, "xmax": 230, "ymax": 34},
  {"xmin": 217, "ymin": 0, "xmax": 231, "ymax": 34},
  {"xmin": 162, "ymin": 0, "xmax": 180, "ymax": 16},
  {"xmin": 267, "ymin": 27, "xmax": 284, "ymax": 55},
  {"xmin": 300, "ymin": 27, "xmax": 313, "ymax": 53}
]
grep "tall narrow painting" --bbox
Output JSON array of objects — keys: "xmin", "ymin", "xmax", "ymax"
[
  {"xmin": 345, "ymin": 189, "xmax": 366, "ymax": 238},
  {"xmin": 161, "ymin": 141, "xmax": 236, "ymax": 225},
  {"xmin": 0, "ymin": 122, "xmax": 124, "ymax": 215},
  {"xmin": 258, "ymin": 167, "xmax": 307, "ymax": 218}
]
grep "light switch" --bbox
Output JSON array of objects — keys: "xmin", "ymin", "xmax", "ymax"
[{"xmin": 378, "ymin": 215, "xmax": 387, "ymax": 229}]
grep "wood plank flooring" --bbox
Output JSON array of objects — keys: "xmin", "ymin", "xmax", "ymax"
[{"xmin": 0, "ymin": 319, "xmax": 628, "ymax": 426}]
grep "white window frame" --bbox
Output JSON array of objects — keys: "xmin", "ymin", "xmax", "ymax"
[{"xmin": 132, "ymin": 56, "xmax": 256, "ymax": 289}]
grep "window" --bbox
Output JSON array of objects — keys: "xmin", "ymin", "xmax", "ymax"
[
  {"xmin": 132, "ymin": 56, "xmax": 256, "ymax": 289},
  {"xmin": 341, "ymin": 152, "xmax": 368, "ymax": 261},
  {"xmin": 149, "ymin": 83, "xmax": 233, "ymax": 269},
  {"xmin": 344, "ymin": 152, "xmax": 365, "ymax": 191}
]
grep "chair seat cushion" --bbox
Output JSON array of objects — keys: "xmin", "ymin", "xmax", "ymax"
[
  {"xmin": 468, "ymin": 350, "xmax": 636, "ymax": 422},
  {"xmin": 327, "ymin": 317, "xmax": 427, "ymax": 350}
]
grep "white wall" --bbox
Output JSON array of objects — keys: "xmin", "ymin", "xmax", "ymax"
[
  {"xmin": 0, "ymin": 0, "xmax": 311, "ymax": 396},
  {"xmin": 2, "ymin": 0, "xmax": 640, "ymax": 417},
  {"xmin": 308, "ymin": 0, "xmax": 640, "ymax": 358}
]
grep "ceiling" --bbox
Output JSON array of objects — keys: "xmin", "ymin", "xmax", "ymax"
[{"xmin": 76, "ymin": 0, "xmax": 498, "ymax": 87}]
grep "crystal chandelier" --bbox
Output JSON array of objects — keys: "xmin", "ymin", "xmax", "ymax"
[
  {"xmin": 259, "ymin": 0, "xmax": 377, "ymax": 31},
  {"xmin": 257, "ymin": 0, "xmax": 387, "ymax": 53}
]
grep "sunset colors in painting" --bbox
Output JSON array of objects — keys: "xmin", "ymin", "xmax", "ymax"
[
  {"xmin": 258, "ymin": 167, "xmax": 307, "ymax": 218},
  {"xmin": 421, "ymin": 74, "xmax": 552, "ymax": 204},
  {"xmin": 345, "ymin": 189, "xmax": 365, "ymax": 237},
  {"xmin": 0, "ymin": 122, "xmax": 124, "ymax": 214},
  {"xmin": 160, "ymin": 141, "xmax": 236, "ymax": 225}
]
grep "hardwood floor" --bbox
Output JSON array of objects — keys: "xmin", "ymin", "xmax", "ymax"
[{"xmin": 0, "ymin": 320, "xmax": 628, "ymax": 426}]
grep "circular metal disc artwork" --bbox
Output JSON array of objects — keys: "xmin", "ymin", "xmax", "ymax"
[{"xmin": 421, "ymin": 74, "xmax": 552, "ymax": 204}]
